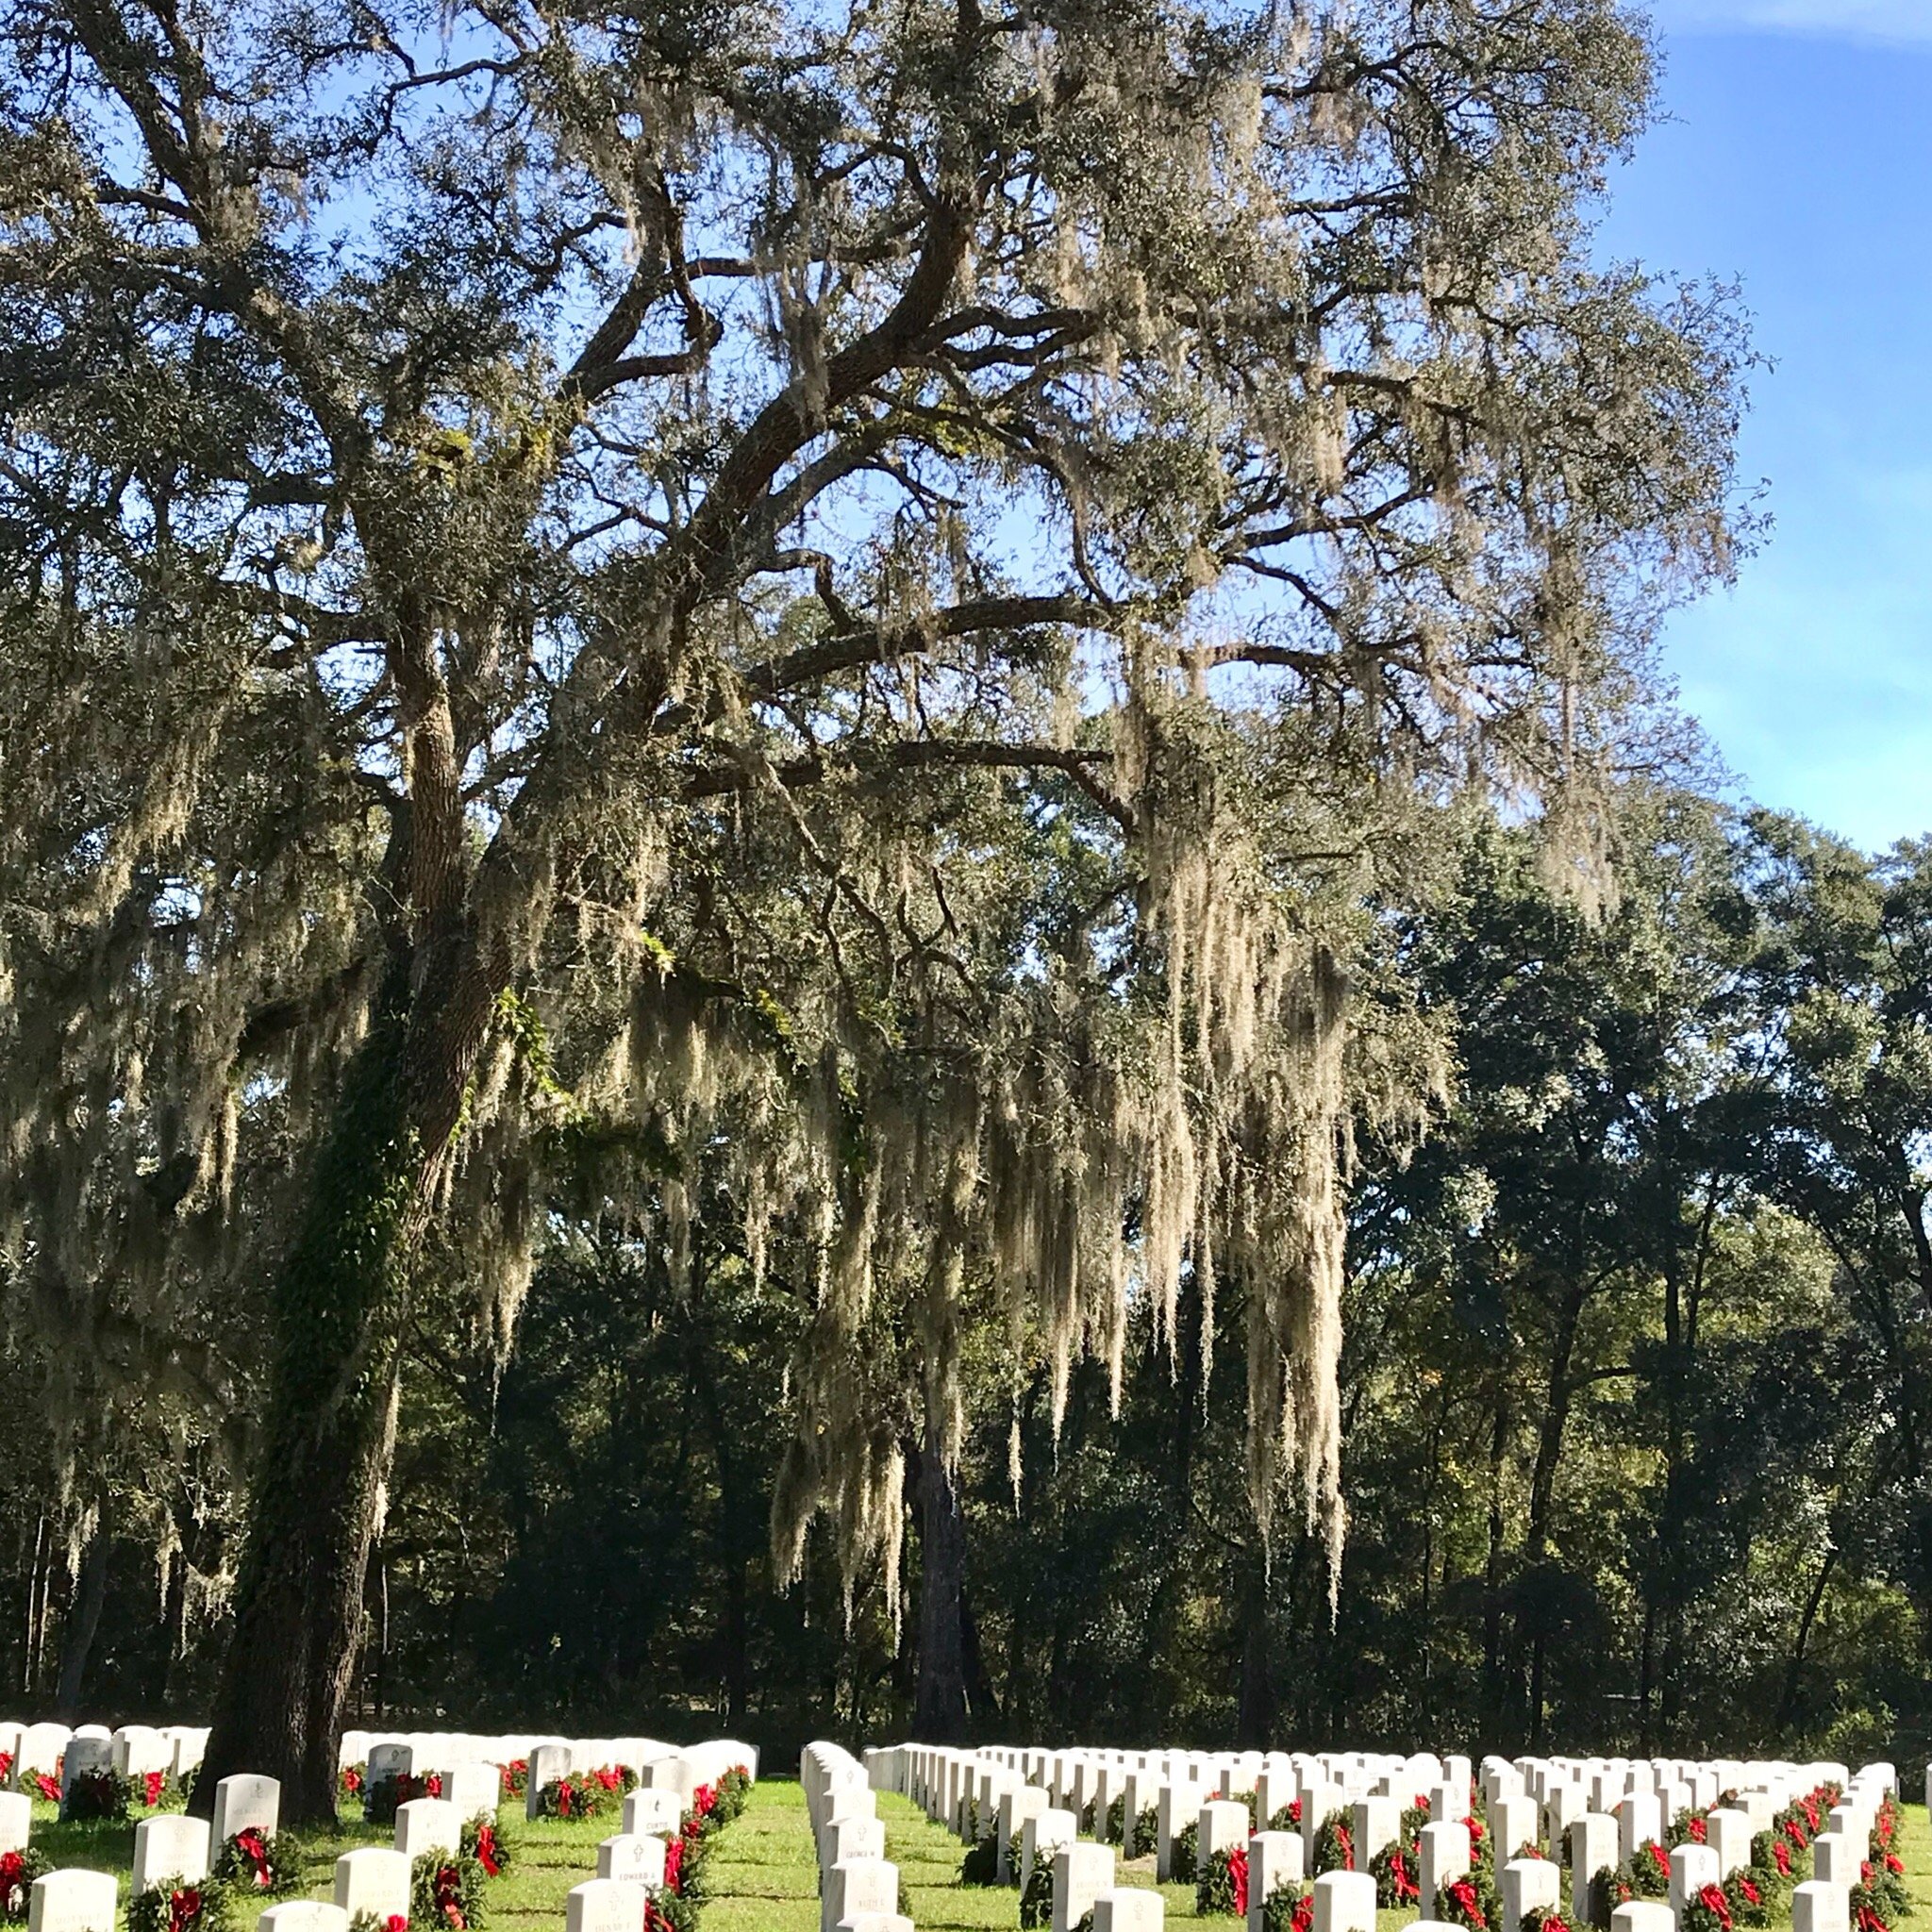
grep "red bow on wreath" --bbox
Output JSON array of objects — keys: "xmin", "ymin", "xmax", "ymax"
[
  {"xmin": 385, "ymin": 1918, "xmax": 407, "ymax": 1932},
  {"xmin": 1647, "ymin": 1843, "xmax": 1671, "ymax": 1879},
  {"xmin": 1698, "ymin": 1884, "xmax": 1733, "ymax": 1932},
  {"xmin": 166, "ymin": 1888, "xmax": 202, "ymax": 1932},
  {"xmin": 144, "ymin": 1774, "xmax": 166, "ymax": 1809},
  {"xmin": 593, "ymin": 1770, "xmax": 622, "ymax": 1793},
  {"xmin": 0, "ymin": 1849, "xmax": 25, "ymax": 1909},
  {"xmin": 1885, "ymin": 1855, "xmax": 1905, "ymax": 1875},
  {"xmin": 663, "ymin": 1838, "xmax": 684, "ymax": 1894},
  {"xmin": 1227, "ymin": 1847, "xmax": 1250, "ymax": 1920},
  {"xmin": 1774, "ymin": 1841, "xmax": 1793, "ymax": 1877},
  {"xmin": 31, "ymin": 1775, "xmax": 58, "ymax": 1805},
  {"xmin": 1689, "ymin": 1818, "xmax": 1707, "ymax": 1844},
  {"xmin": 556, "ymin": 1782, "xmax": 575, "ymax": 1819},
  {"xmin": 475, "ymin": 1825, "xmax": 501, "ymax": 1878},
  {"xmin": 1448, "ymin": 1877, "xmax": 1488, "ymax": 1929},
  {"xmin": 1390, "ymin": 1850, "xmax": 1419, "ymax": 1904},
  {"xmin": 1291, "ymin": 1893, "xmax": 1315, "ymax": 1932},
  {"xmin": 1856, "ymin": 1907, "xmax": 1890, "ymax": 1932},
  {"xmin": 234, "ymin": 1829, "xmax": 273, "ymax": 1890},
  {"xmin": 1739, "ymin": 1879, "xmax": 1762, "ymax": 1907},
  {"xmin": 432, "ymin": 1862, "xmax": 465, "ymax": 1931}
]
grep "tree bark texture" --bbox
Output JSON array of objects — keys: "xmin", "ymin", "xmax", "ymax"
[
  {"xmin": 914, "ymin": 1435, "xmax": 972, "ymax": 1742},
  {"xmin": 192, "ymin": 953, "xmax": 493, "ymax": 1823}
]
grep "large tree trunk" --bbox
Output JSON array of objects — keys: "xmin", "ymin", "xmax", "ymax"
[
  {"xmin": 1235, "ymin": 1549, "xmax": 1273, "ymax": 1747},
  {"xmin": 54, "ymin": 1516, "xmax": 110, "ymax": 1721},
  {"xmin": 193, "ymin": 949, "xmax": 492, "ymax": 1824},
  {"xmin": 913, "ymin": 1433, "xmax": 971, "ymax": 1742}
]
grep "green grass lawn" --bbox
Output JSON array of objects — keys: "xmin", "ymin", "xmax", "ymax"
[{"xmin": 20, "ymin": 1777, "xmax": 1932, "ymax": 1931}]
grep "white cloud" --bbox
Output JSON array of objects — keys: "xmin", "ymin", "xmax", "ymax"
[{"xmin": 1645, "ymin": 0, "xmax": 1932, "ymax": 42}]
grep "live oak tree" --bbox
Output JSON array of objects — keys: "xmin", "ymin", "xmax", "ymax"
[{"xmin": 0, "ymin": 0, "xmax": 1746, "ymax": 1811}]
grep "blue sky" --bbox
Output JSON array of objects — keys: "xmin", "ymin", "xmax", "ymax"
[{"xmin": 1603, "ymin": 0, "xmax": 1932, "ymax": 851}]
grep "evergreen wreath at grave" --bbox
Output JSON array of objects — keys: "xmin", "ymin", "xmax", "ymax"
[
  {"xmin": 1680, "ymin": 1879, "xmax": 1745, "ymax": 1932},
  {"xmin": 1607, "ymin": 1840, "xmax": 1672, "ymax": 1906},
  {"xmin": 1103, "ymin": 1795, "xmax": 1125, "ymax": 1844},
  {"xmin": 0, "ymin": 1848, "xmax": 47, "ymax": 1924},
  {"xmin": 1133, "ymin": 1805, "xmax": 1159, "ymax": 1856},
  {"xmin": 1667, "ymin": 1809, "xmax": 1710, "ymax": 1850},
  {"xmin": 411, "ymin": 1853, "xmax": 487, "ymax": 1932},
  {"xmin": 62, "ymin": 1766, "xmax": 137, "ymax": 1822},
  {"xmin": 1237, "ymin": 1790, "xmax": 1260, "ymax": 1831},
  {"xmin": 211, "ymin": 1828, "xmax": 299, "ymax": 1896},
  {"xmin": 1258, "ymin": 1882, "xmax": 1314, "ymax": 1932},
  {"xmin": 461, "ymin": 1813, "xmax": 516, "ymax": 1879},
  {"xmin": 1197, "ymin": 1840, "xmax": 1249, "ymax": 1917},
  {"xmin": 500, "ymin": 1762, "xmax": 528, "ymax": 1802},
  {"xmin": 713, "ymin": 1768, "xmax": 752, "ymax": 1826},
  {"xmin": 1583, "ymin": 1862, "xmax": 1620, "ymax": 1928},
  {"xmin": 127, "ymin": 1877, "xmax": 237, "ymax": 1932},
  {"xmin": 1436, "ymin": 1873, "xmax": 1494, "ymax": 1932},
  {"xmin": 1268, "ymin": 1798, "xmax": 1305, "ymax": 1834},
  {"xmin": 341, "ymin": 1764, "xmax": 367, "ymax": 1803},
  {"xmin": 1724, "ymin": 1862, "xmax": 1778, "ymax": 1928},
  {"xmin": 1749, "ymin": 1827, "xmax": 1803, "ymax": 1894},
  {"xmin": 1371, "ymin": 1837, "xmax": 1422, "ymax": 1908},
  {"xmin": 135, "ymin": 1772, "xmax": 176, "ymax": 1811},
  {"xmin": 347, "ymin": 1915, "xmax": 409, "ymax": 1932},
  {"xmin": 1466, "ymin": 1807, "xmax": 1494, "ymax": 1881},
  {"xmin": 1003, "ymin": 1832, "xmax": 1026, "ymax": 1889},
  {"xmin": 1171, "ymin": 1821, "xmax": 1200, "ymax": 1885},
  {"xmin": 532, "ymin": 1767, "xmax": 629, "ymax": 1821},
  {"xmin": 1018, "ymin": 1846, "xmax": 1055, "ymax": 1928},
  {"xmin": 1854, "ymin": 1851, "xmax": 1909, "ymax": 1931},
  {"xmin": 366, "ymin": 1770, "xmax": 445, "ymax": 1825},
  {"xmin": 959, "ymin": 1830, "xmax": 1000, "ymax": 1886},
  {"xmin": 1311, "ymin": 1808, "xmax": 1356, "ymax": 1874},
  {"xmin": 1520, "ymin": 1907, "xmax": 1582, "ymax": 1932},
  {"xmin": 642, "ymin": 1889, "xmax": 696, "ymax": 1932},
  {"xmin": 26, "ymin": 1772, "xmax": 59, "ymax": 1806}
]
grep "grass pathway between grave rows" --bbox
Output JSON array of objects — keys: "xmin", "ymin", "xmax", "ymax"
[{"xmin": 21, "ymin": 1780, "xmax": 1932, "ymax": 1931}]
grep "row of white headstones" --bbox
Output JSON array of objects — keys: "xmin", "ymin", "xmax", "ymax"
[
  {"xmin": 2, "ymin": 1724, "xmax": 758, "ymax": 1932},
  {"xmin": 849, "ymin": 1742, "xmax": 1904, "ymax": 1932},
  {"xmin": 804, "ymin": 1744, "xmax": 908, "ymax": 1932}
]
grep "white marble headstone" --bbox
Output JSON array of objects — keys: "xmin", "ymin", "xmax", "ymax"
[
  {"xmin": 212, "ymin": 1775, "xmax": 280, "ymax": 1844},
  {"xmin": 596, "ymin": 1836, "xmax": 668, "ymax": 1888},
  {"xmin": 258, "ymin": 1904, "xmax": 349, "ymax": 1932},
  {"xmin": 394, "ymin": 1797, "xmax": 461, "ymax": 1858},
  {"xmin": 525, "ymin": 1746, "xmax": 572, "ymax": 1823},
  {"xmin": 334, "ymin": 1848, "xmax": 411, "ymax": 1924},
  {"xmin": 132, "ymin": 1817, "xmax": 210, "ymax": 1894},
  {"xmin": 26, "ymin": 1872, "xmax": 116, "ymax": 1932}
]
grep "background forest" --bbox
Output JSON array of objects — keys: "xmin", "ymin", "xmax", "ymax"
[{"xmin": 9, "ymin": 792, "xmax": 1928, "ymax": 1772}]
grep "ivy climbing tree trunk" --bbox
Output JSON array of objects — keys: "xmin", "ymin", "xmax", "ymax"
[{"xmin": 194, "ymin": 930, "xmax": 498, "ymax": 1822}]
